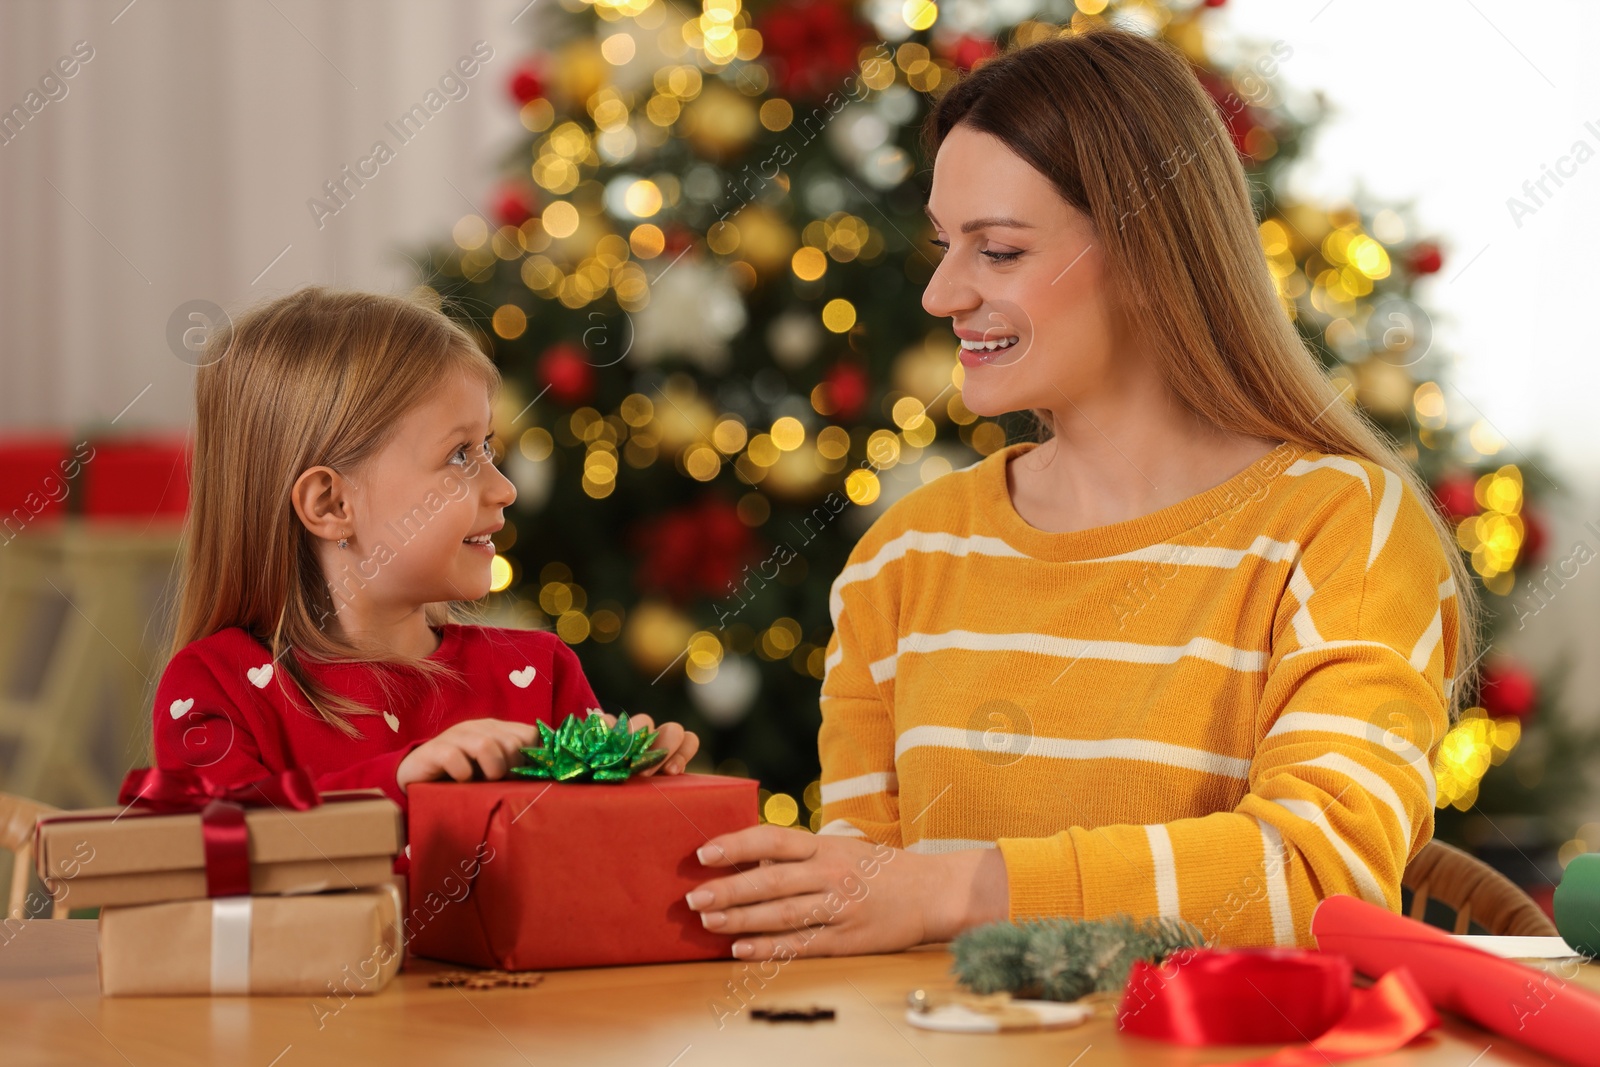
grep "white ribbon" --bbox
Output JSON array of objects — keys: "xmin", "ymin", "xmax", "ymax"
[{"xmin": 210, "ymin": 895, "xmax": 253, "ymax": 994}]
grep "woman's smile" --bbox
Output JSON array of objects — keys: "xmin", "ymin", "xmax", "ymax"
[{"xmin": 958, "ymin": 335, "xmax": 1020, "ymax": 366}]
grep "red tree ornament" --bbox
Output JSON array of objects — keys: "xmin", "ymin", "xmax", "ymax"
[
  {"xmin": 693, "ymin": 497, "xmax": 758, "ymax": 597},
  {"xmin": 1406, "ymin": 242, "xmax": 1444, "ymax": 275},
  {"xmin": 633, "ymin": 496, "xmax": 758, "ymax": 604},
  {"xmin": 661, "ymin": 223, "xmax": 697, "ymax": 258},
  {"xmin": 942, "ymin": 34, "xmax": 998, "ymax": 72},
  {"xmin": 1520, "ymin": 507, "xmax": 1546, "ymax": 567},
  {"xmin": 1194, "ymin": 69, "xmax": 1259, "ymax": 158},
  {"xmin": 1480, "ymin": 662, "xmax": 1538, "ymax": 722},
  {"xmin": 1431, "ymin": 473, "xmax": 1480, "ymax": 522},
  {"xmin": 757, "ymin": 0, "xmax": 872, "ymax": 101},
  {"xmin": 823, "ymin": 361, "xmax": 870, "ymax": 423},
  {"xmin": 508, "ymin": 59, "xmax": 545, "ymax": 105},
  {"xmin": 493, "ymin": 181, "xmax": 539, "ymax": 228},
  {"xmin": 536, "ymin": 342, "xmax": 596, "ymax": 407}
]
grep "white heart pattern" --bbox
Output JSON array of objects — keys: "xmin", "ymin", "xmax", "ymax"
[
  {"xmin": 169, "ymin": 697, "xmax": 194, "ymax": 720},
  {"xmin": 247, "ymin": 663, "xmax": 274, "ymax": 688},
  {"xmin": 383, "ymin": 710, "xmax": 400, "ymax": 733},
  {"xmin": 509, "ymin": 665, "xmax": 537, "ymax": 688}
]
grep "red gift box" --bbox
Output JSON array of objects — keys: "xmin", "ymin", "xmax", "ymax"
[
  {"xmin": 0, "ymin": 434, "xmax": 74, "ymax": 531},
  {"xmin": 82, "ymin": 435, "xmax": 190, "ymax": 520},
  {"xmin": 406, "ymin": 773, "xmax": 759, "ymax": 970}
]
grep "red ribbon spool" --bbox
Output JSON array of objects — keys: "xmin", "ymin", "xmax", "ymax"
[{"xmin": 1117, "ymin": 946, "xmax": 1438, "ymax": 1066}]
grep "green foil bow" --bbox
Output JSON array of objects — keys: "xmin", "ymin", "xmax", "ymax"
[{"xmin": 509, "ymin": 711, "xmax": 667, "ymax": 782}]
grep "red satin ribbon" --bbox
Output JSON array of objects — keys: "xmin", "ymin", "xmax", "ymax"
[
  {"xmin": 1117, "ymin": 946, "xmax": 1439, "ymax": 1066},
  {"xmin": 115, "ymin": 767, "xmax": 324, "ymax": 898},
  {"xmin": 116, "ymin": 766, "xmax": 323, "ymax": 813}
]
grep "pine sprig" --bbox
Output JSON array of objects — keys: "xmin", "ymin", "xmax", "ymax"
[{"xmin": 950, "ymin": 914, "xmax": 1204, "ymax": 1002}]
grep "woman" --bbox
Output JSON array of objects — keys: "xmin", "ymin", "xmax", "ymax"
[{"xmin": 684, "ymin": 25, "xmax": 1478, "ymax": 960}]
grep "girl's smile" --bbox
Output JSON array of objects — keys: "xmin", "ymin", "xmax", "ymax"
[{"xmin": 462, "ymin": 526, "xmax": 500, "ymax": 553}]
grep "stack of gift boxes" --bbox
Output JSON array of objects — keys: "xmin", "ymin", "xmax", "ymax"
[
  {"xmin": 32, "ymin": 713, "xmax": 764, "ymax": 993},
  {"xmin": 33, "ymin": 768, "xmax": 406, "ymax": 996}
]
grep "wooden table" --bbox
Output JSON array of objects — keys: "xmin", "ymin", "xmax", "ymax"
[{"xmin": 0, "ymin": 919, "xmax": 1585, "ymax": 1066}]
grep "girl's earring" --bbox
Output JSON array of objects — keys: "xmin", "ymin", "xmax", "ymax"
[{"xmin": 337, "ymin": 536, "xmax": 350, "ymax": 549}]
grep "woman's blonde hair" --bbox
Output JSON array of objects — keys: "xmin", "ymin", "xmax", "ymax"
[
  {"xmin": 924, "ymin": 27, "xmax": 1480, "ymax": 726},
  {"xmin": 170, "ymin": 285, "xmax": 501, "ymax": 736}
]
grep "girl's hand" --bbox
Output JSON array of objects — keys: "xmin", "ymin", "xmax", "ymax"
[
  {"xmin": 597, "ymin": 710, "xmax": 700, "ymax": 776},
  {"xmin": 682, "ymin": 826, "xmax": 1010, "ymax": 960},
  {"xmin": 396, "ymin": 717, "xmax": 539, "ymax": 791}
]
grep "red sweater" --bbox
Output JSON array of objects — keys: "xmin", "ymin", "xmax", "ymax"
[{"xmin": 151, "ymin": 623, "xmax": 603, "ymax": 817}]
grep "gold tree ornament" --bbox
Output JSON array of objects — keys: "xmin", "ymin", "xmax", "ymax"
[{"xmin": 683, "ymin": 80, "xmax": 760, "ymax": 158}]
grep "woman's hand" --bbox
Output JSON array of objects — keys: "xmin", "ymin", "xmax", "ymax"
[
  {"xmin": 597, "ymin": 710, "xmax": 699, "ymax": 776},
  {"xmin": 396, "ymin": 717, "xmax": 539, "ymax": 791},
  {"xmin": 682, "ymin": 825, "xmax": 1010, "ymax": 960}
]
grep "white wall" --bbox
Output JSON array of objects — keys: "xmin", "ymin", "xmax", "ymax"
[
  {"xmin": 1220, "ymin": 0, "xmax": 1600, "ymax": 474},
  {"xmin": 0, "ymin": 0, "xmax": 529, "ymax": 432},
  {"xmin": 1216, "ymin": 1, "xmax": 1600, "ymax": 723}
]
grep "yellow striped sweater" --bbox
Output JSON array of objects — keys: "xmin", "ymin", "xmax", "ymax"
[{"xmin": 817, "ymin": 439, "xmax": 1457, "ymax": 948}]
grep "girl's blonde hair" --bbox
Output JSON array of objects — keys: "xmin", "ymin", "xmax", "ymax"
[
  {"xmin": 924, "ymin": 27, "xmax": 1480, "ymax": 726},
  {"xmin": 171, "ymin": 285, "xmax": 501, "ymax": 736}
]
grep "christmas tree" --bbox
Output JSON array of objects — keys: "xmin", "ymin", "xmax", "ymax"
[{"xmin": 411, "ymin": 0, "xmax": 1596, "ymax": 878}]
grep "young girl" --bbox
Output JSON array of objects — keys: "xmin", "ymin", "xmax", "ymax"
[{"xmin": 151, "ymin": 286, "xmax": 699, "ymax": 821}]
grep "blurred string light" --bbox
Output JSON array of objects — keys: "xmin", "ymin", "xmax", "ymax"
[
  {"xmin": 1468, "ymin": 420, "xmax": 1506, "ymax": 456},
  {"xmin": 685, "ymin": 630, "xmax": 723, "ymax": 682},
  {"xmin": 1455, "ymin": 464, "xmax": 1524, "ymax": 594},
  {"xmin": 1433, "ymin": 706, "xmax": 1521, "ymax": 811},
  {"xmin": 895, "ymin": 40, "xmax": 942, "ymax": 92},
  {"xmin": 763, "ymin": 791, "xmax": 799, "ymax": 826},
  {"xmin": 821, "ymin": 298, "xmax": 856, "ymax": 333},
  {"xmin": 681, "ymin": 0, "xmax": 762, "ymax": 66},
  {"xmin": 1557, "ymin": 822, "xmax": 1600, "ymax": 870},
  {"xmin": 758, "ymin": 780, "xmax": 831, "ymax": 832},
  {"xmin": 757, "ymin": 787, "xmax": 801, "ymax": 826},
  {"xmin": 594, "ymin": 0, "xmax": 654, "ymax": 16},
  {"xmin": 530, "ymin": 561, "xmax": 628, "ymax": 645},
  {"xmin": 803, "ymin": 780, "xmax": 823, "ymax": 832},
  {"xmin": 758, "ymin": 617, "xmax": 802, "ymax": 660}
]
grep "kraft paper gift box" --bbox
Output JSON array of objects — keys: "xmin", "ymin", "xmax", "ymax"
[
  {"xmin": 407, "ymin": 773, "xmax": 759, "ymax": 970},
  {"xmin": 34, "ymin": 783, "xmax": 404, "ymax": 911},
  {"xmin": 98, "ymin": 884, "xmax": 404, "ymax": 996}
]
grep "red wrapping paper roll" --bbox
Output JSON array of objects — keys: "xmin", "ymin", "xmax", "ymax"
[{"xmin": 1312, "ymin": 893, "xmax": 1600, "ymax": 1067}]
